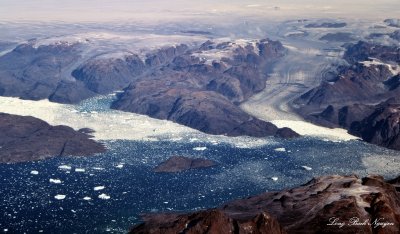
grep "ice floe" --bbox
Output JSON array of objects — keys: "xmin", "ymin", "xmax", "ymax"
[
  {"xmin": 94, "ymin": 186, "xmax": 105, "ymax": 191},
  {"xmin": 193, "ymin": 146, "xmax": 207, "ymax": 151},
  {"xmin": 58, "ymin": 165, "xmax": 72, "ymax": 170},
  {"xmin": 49, "ymin": 179, "xmax": 62, "ymax": 184},
  {"xmin": 301, "ymin": 166, "xmax": 312, "ymax": 171},
  {"xmin": 274, "ymin": 147, "xmax": 286, "ymax": 152},
  {"xmin": 30, "ymin": 170, "xmax": 39, "ymax": 175},
  {"xmin": 54, "ymin": 195, "xmax": 66, "ymax": 200},
  {"xmin": 98, "ymin": 194, "xmax": 110, "ymax": 200},
  {"xmin": 93, "ymin": 167, "xmax": 105, "ymax": 170},
  {"xmin": 75, "ymin": 168, "xmax": 85, "ymax": 172},
  {"xmin": 83, "ymin": 197, "xmax": 92, "ymax": 201},
  {"xmin": 271, "ymin": 177, "xmax": 278, "ymax": 181},
  {"xmin": 115, "ymin": 164, "xmax": 124, "ymax": 169}
]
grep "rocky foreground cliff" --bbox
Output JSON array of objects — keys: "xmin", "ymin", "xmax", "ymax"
[
  {"xmin": 0, "ymin": 113, "xmax": 105, "ymax": 163},
  {"xmin": 131, "ymin": 174, "xmax": 400, "ymax": 234}
]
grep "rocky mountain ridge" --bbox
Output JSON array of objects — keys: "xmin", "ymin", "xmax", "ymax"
[
  {"xmin": 0, "ymin": 38, "xmax": 299, "ymax": 138},
  {"xmin": 131, "ymin": 174, "xmax": 400, "ymax": 234},
  {"xmin": 294, "ymin": 41, "xmax": 400, "ymax": 150},
  {"xmin": 110, "ymin": 39, "xmax": 299, "ymax": 137}
]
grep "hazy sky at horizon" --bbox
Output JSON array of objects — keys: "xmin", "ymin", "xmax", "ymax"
[{"xmin": 0, "ymin": 0, "xmax": 399, "ymax": 22}]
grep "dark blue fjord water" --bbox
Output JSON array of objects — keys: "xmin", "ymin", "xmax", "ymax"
[{"xmin": 1, "ymin": 137, "xmax": 399, "ymax": 234}]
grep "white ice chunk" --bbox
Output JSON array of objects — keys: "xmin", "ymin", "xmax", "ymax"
[
  {"xmin": 274, "ymin": 148, "xmax": 286, "ymax": 152},
  {"xmin": 75, "ymin": 168, "xmax": 85, "ymax": 172},
  {"xmin": 271, "ymin": 177, "xmax": 278, "ymax": 181},
  {"xmin": 301, "ymin": 166, "xmax": 313, "ymax": 171},
  {"xmin": 193, "ymin": 146, "xmax": 207, "ymax": 151},
  {"xmin": 98, "ymin": 194, "xmax": 110, "ymax": 200},
  {"xmin": 54, "ymin": 195, "xmax": 66, "ymax": 200},
  {"xmin": 58, "ymin": 165, "xmax": 72, "ymax": 170},
  {"xmin": 49, "ymin": 179, "xmax": 62, "ymax": 184},
  {"xmin": 30, "ymin": 170, "xmax": 39, "ymax": 175},
  {"xmin": 93, "ymin": 167, "xmax": 105, "ymax": 170},
  {"xmin": 94, "ymin": 186, "xmax": 105, "ymax": 191},
  {"xmin": 83, "ymin": 197, "xmax": 92, "ymax": 201},
  {"xmin": 115, "ymin": 164, "xmax": 124, "ymax": 169}
]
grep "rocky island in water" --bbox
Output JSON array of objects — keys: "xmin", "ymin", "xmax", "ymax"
[{"xmin": 154, "ymin": 156, "xmax": 217, "ymax": 173}]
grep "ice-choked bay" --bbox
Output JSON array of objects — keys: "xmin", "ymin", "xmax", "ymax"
[{"xmin": 0, "ymin": 95, "xmax": 399, "ymax": 233}]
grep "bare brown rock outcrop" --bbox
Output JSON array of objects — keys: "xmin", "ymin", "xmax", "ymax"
[
  {"xmin": 0, "ymin": 113, "xmax": 105, "ymax": 163},
  {"xmin": 130, "ymin": 175, "xmax": 400, "ymax": 234}
]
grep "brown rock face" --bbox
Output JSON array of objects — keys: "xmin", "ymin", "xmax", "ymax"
[
  {"xmin": 130, "ymin": 175, "xmax": 400, "ymax": 234},
  {"xmin": 131, "ymin": 209, "xmax": 286, "ymax": 234},
  {"xmin": 154, "ymin": 156, "xmax": 216, "ymax": 173},
  {"xmin": 224, "ymin": 175, "xmax": 400, "ymax": 234},
  {"xmin": 294, "ymin": 41, "xmax": 400, "ymax": 150},
  {"xmin": 350, "ymin": 100, "xmax": 400, "ymax": 150},
  {"xmin": 302, "ymin": 98, "xmax": 400, "ymax": 150},
  {"xmin": 111, "ymin": 39, "xmax": 299, "ymax": 138},
  {"xmin": 295, "ymin": 63, "xmax": 394, "ymax": 109},
  {"xmin": 388, "ymin": 176, "xmax": 400, "ymax": 192},
  {"xmin": 0, "ymin": 42, "xmax": 98, "ymax": 104},
  {"xmin": 0, "ymin": 113, "xmax": 105, "ymax": 163}
]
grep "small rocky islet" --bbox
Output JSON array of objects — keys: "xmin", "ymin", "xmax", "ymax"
[{"xmin": 153, "ymin": 156, "xmax": 217, "ymax": 173}]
